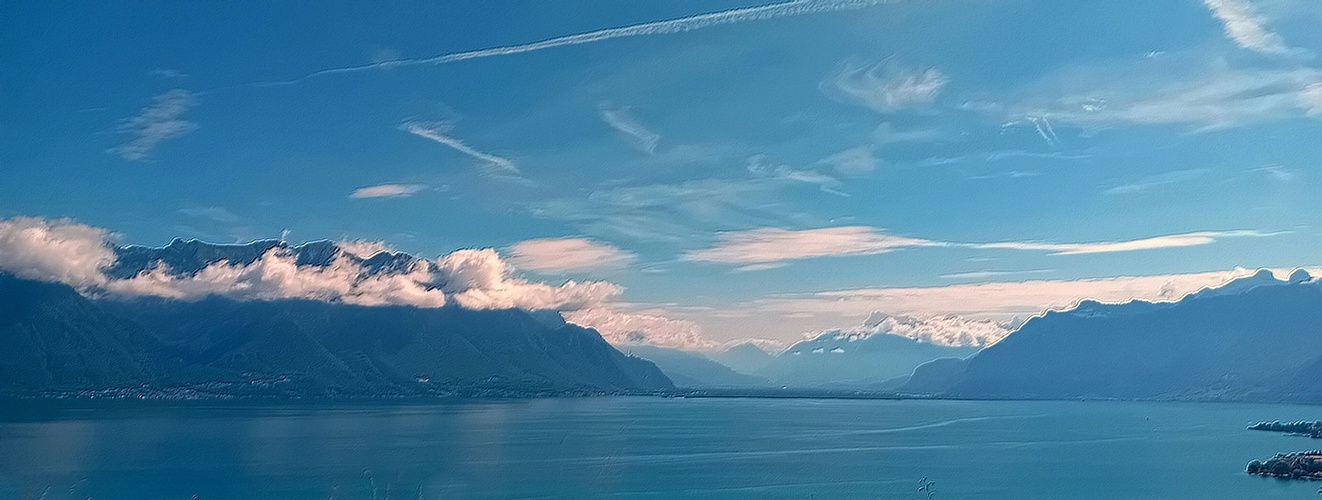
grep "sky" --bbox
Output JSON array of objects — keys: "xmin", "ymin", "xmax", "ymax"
[{"xmin": 3, "ymin": 0, "xmax": 1322, "ymax": 350}]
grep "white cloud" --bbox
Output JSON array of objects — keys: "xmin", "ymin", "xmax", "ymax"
[
  {"xmin": 272, "ymin": 0, "xmax": 895, "ymax": 85},
  {"xmin": 683, "ymin": 226, "xmax": 1282, "ymax": 268},
  {"xmin": 1251, "ymin": 164, "xmax": 1297, "ymax": 182},
  {"xmin": 822, "ymin": 312, "xmax": 1013, "ymax": 347},
  {"xmin": 684, "ymin": 226, "xmax": 941, "ymax": 267},
  {"xmin": 564, "ymin": 306, "xmax": 714, "ymax": 350},
  {"xmin": 820, "ymin": 146, "xmax": 881, "ymax": 176},
  {"xmin": 179, "ymin": 207, "xmax": 243, "ymax": 224},
  {"xmin": 599, "ymin": 104, "xmax": 661, "ymax": 154},
  {"xmin": 433, "ymin": 248, "xmax": 622, "ymax": 310},
  {"xmin": 111, "ymin": 89, "xmax": 196, "ymax": 161},
  {"xmin": 107, "ymin": 248, "xmax": 452, "ymax": 308},
  {"xmin": 988, "ymin": 59, "xmax": 1322, "ymax": 130},
  {"xmin": 940, "ymin": 269, "xmax": 1054, "ymax": 280},
  {"xmin": 507, "ymin": 238, "xmax": 635, "ymax": 273},
  {"xmin": 1104, "ymin": 169, "xmax": 1209, "ymax": 195},
  {"xmin": 1202, "ymin": 0, "xmax": 1291, "ymax": 54},
  {"xmin": 746, "ymin": 155, "xmax": 848, "ymax": 196},
  {"xmin": 750, "ymin": 267, "xmax": 1317, "ymax": 321},
  {"xmin": 974, "ymin": 230, "xmax": 1277, "ymax": 255},
  {"xmin": 336, "ymin": 240, "xmax": 392, "ymax": 259},
  {"xmin": 531, "ymin": 177, "xmax": 807, "ymax": 243},
  {"xmin": 403, "ymin": 121, "xmax": 526, "ymax": 181},
  {"xmin": 0, "ymin": 217, "xmax": 115, "ymax": 287},
  {"xmin": 825, "ymin": 59, "xmax": 948, "ymax": 113},
  {"xmin": 351, "ymin": 184, "xmax": 428, "ymax": 199},
  {"xmin": 0, "ymin": 216, "xmax": 621, "ymax": 313}
]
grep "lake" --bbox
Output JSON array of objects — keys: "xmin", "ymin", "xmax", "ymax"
[{"xmin": 0, "ymin": 398, "xmax": 1318, "ymax": 499}]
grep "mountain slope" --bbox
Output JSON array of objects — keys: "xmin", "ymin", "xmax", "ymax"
[
  {"xmin": 620, "ymin": 345, "xmax": 768, "ymax": 388},
  {"xmin": 0, "ymin": 274, "xmax": 672, "ymax": 398},
  {"xmin": 0, "ymin": 275, "xmax": 177, "ymax": 395},
  {"xmin": 902, "ymin": 270, "xmax": 1322, "ymax": 401}
]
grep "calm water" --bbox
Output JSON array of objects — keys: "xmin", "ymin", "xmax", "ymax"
[{"xmin": 0, "ymin": 398, "xmax": 1319, "ymax": 499}]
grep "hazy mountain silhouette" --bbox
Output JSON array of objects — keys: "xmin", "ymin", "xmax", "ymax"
[
  {"xmin": 619, "ymin": 345, "xmax": 768, "ymax": 388},
  {"xmin": 902, "ymin": 270, "xmax": 1322, "ymax": 402},
  {"xmin": 708, "ymin": 343, "xmax": 775, "ymax": 374},
  {"xmin": 754, "ymin": 331, "xmax": 977, "ymax": 388}
]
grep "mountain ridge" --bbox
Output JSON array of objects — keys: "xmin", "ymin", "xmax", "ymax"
[
  {"xmin": 901, "ymin": 270, "xmax": 1322, "ymax": 402},
  {"xmin": 0, "ymin": 273, "xmax": 673, "ymax": 399}
]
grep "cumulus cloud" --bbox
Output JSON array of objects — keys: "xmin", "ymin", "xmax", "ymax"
[
  {"xmin": 351, "ymin": 184, "xmax": 428, "ymax": 199},
  {"xmin": 564, "ymin": 306, "xmax": 714, "ymax": 350},
  {"xmin": 1202, "ymin": 0, "xmax": 1290, "ymax": 54},
  {"xmin": 684, "ymin": 226, "xmax": 941, "ymax": 268},
  {"xmin": 507, "ymin": 238, "xmax": 635, "ymax": 273},
  {"xmin": 434, "ymin": 248, "xmax": 621, "ymax": 310},
  {"xmin": 822, "ymin": 312, "xmax": 1013, "ymax": 347},
  {"xmin": 111, "ymin": 89, "xmax": 197, "ymax": 161},
  {"xmin": 599, "ymin": 103, "xmax": 661, "ymax": 154},
  {"xmin": 825, "ymin": 59, "xmax": 948, "ymax": 113},
  {"xmin": 0, "ymin": 217, "xmax": 115, "ymax": 287},
  {"xmin": 106, "ymin": 247, "xmax": 451, "ymax": 307},
  {"xmin": 0, "ymin": 216, "xmax": 620, "ymax": 313}
]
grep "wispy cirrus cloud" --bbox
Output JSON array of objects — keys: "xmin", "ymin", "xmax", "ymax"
[
  {"xmin": 350, "ymin": 183, "xmax": 428, "ymax": 199},
  {"xmin": 823, "ymin": 59, "xmax": 948, "ymax": 113},
  {"xmin": 235, "ymin": 0, "xmax": 895, "ymax": 90},
  {"xmin": 974, "ymin": 230, "xmax": 1279, "ymax": 255},
  {"xmin": 403, "ymin": 122, "xmax": 528, "ymax": 183},
  {"xmin": 684, "ymin": 226, "xmax": 1284, "ymax": 268},
  {"xmin": 1201, "ymin": 0, "xmax": 1292, "ymax": 55},
  {"xmin": 111, "ymin": 89, "xmax": 197, "ymax": 161},
  {"xmin": 684, "ymin": 226, "xmax": 942, "ymax": 268},
  {"xmin": 507, "ymin": 238, "xmax": 635, "ymax": 273},
  {"xmin": 940, "ymin": 269, "xmax": 1054, "ymax": 280},
  {"xmin": 819, "ymin": 145, "xmax": 881, "ymax": 177},
  {"xmin": 599, "ymin": 103, "xmax": 661, "ymax": 154},
  {"xmin": 1104, "ymin": 168, "xmax": 1209, "ymax": 195},
  {"xmin": 531, "ymin": 177, "xmax": 814, "ymax": 243},
  {"xmin": 979, "ymin": 56, "xmax": 1322, "ymax": 131},
  {"xmin": 746, "ymin": 155, "xmax": 848, "ymax": 196},
  {"xmin": 745, "ymin": 267, "xmax": 1318, "ymax": 322}
]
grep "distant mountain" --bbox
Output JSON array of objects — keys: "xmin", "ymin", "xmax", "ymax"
[
  {"xmin": 106, "ymin": 238, "xmax": 421, "ymax": 279},
  {"xmin": 0, "ymin": 272, "xmax": 673, "ymax": 398},
  {"xmin": 754, "ymin": 330, "xmax": 978, "ymax": 388},
  {"xmin": 902, "ymin": 270, "xmax": 1322, "ymax": 402},
  {"xmin": 708, "ymin": 343, "xmax": 775, "ymax": 374},
  {"xmin": 620, "ymin": 345, "xmax": 768, "ymax": 388}
]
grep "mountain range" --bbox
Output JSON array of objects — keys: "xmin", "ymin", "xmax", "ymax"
[
  {"xmin": 901, "ymin": 269, "xmax": 1322, "ymax": 402},
  {"xmin": 0, "ymin": 239, "xmax": 673, "ymax": 398}
]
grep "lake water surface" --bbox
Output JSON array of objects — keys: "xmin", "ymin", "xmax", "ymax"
[{"xmin": 0, "ymin": 398, "xmax": 1318, "ymax": 499}]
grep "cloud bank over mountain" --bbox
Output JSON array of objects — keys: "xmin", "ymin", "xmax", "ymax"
[{"xmin": 0, "ymin": 216, "xmax": 620, "ymax": 313}]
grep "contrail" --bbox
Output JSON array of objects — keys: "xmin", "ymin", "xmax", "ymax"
[{"xmin": 221, "ymin": 0, "xmax": 893, "ymax": 91}]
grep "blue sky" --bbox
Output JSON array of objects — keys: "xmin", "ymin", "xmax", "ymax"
[{"xmin": 4, "ymin": 0, "xmax": 1322, "ymax": 348}]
